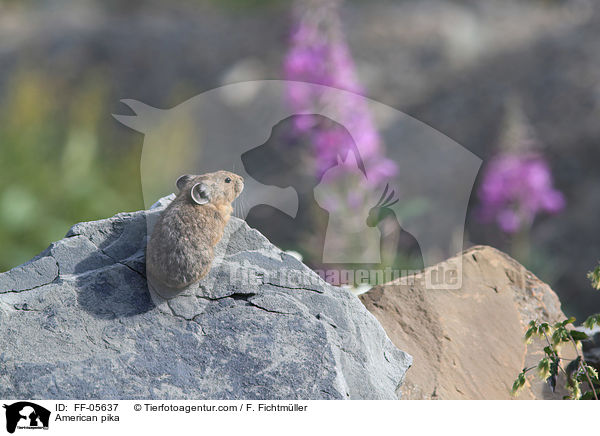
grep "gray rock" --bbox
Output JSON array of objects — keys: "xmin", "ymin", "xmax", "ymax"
[{"xmin": 0, "ymin": 196, "xmax": 411, "ymax": 399}]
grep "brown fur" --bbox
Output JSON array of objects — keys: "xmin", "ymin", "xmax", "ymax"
[{"xmin": 146, "ymin": 171, "xmax": 244, "ymax": 299}]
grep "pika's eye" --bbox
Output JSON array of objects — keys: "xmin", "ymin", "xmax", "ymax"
[{"xmin": 225, "ymin": 177, "xmax": 231, "ymax": 183}]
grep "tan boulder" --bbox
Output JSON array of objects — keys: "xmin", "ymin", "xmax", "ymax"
[{"xmin": 360, "ymin": 245, "xmax": 574, "ymax": 399}]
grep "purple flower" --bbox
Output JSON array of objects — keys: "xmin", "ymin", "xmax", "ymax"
[
  {"xmin": 284, "ymin": 1, "xmax": 396, "ymax": 185},
  {"xmin": 477, "ymin": 153, "xmax": 565, "ymax": 233}
]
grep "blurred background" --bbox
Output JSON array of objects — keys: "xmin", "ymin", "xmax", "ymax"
[{"xmin": 1, "ymin": 0, "xmax": 599, "ymax": 318}]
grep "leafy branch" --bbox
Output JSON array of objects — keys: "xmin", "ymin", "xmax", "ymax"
[
  {"xmin": 513, "ymin": 318, "xmax": 600, "ymax": 399},
  {"xmin": 512, "ymin": 264, "xmax": 600, "ymax": 400}
]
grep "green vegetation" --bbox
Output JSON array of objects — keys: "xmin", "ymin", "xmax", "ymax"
[
  {"xmin": 512, "ymin": 264, "xmax": 600, "ymax": 399},
  {"xmin": 0, "ymin": 70, "xmax": 143, "ymax": 271}
]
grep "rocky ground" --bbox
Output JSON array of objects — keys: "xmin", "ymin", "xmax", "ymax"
[
  {"xmin": 0, "ymin": 196, "xmax": 410, "ymax": 399},
  {"xmin": 3, "ymin": 196, "xmax": 596, "ymax": 399}
]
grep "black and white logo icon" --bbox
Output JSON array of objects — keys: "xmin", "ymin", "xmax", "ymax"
[{"xmin": 2, "ymin": 402, "xmax": 50, "ymax": 434}]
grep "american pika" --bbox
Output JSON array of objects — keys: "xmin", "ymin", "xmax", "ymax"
[{"xmin": 146, "ymin": 171, "xmax": 244, "ymax": 299}]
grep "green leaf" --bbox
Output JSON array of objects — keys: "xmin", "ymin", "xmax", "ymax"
[
  {"xmin": 580, "ymin": 391, "xmax": 596, "ymax": 400},
  {"xmin": 563, "ymin": 317, "xmax": 576, "ymax": 326},
  {"xmin": 552, "ymin": 327, "xmax": 569, "ymax": 346},
  {"xmin": 566, "ymin": 356, "xmax": 581, "ymax": 377},
  {"xmin": 585, "ymin": 365, "xmax": 599, "ymax": 381},
  {"xmin": 583, "ymin": 317, "xmax": 593, "ymax": 330},
  {"xmin": 548, "ymin": 359, "xmax": 560, "ymax": 392},
  {"xmin": 583, "ymin": 314, "xmax": 600, "ymax": 330},
  {"xmin": 524, "ymin": 327, "xmax": 535, "ymax": 343},
  {"xmin": 537, "ymin": 358, "xmax": 551, "ymax": 381},
  {"xmin": 569, "ymin": 330, "xmax": 589, "ymax": 341},
  {"xmin": 587, "ymin": 264, "xmax": 600, "ymax": 290},
  {"xmin": 539, "ymin": 323, "xmax": 551, "ymax": 335},
  {"xmin": 511, "ymin": 372, "xmax": 527, "ymax": 397},
  {"xmin": 566, "ymin": 375, "xmax": 582, "ymax": 399},
  {"xmin": 548, "ymin": 374, "xmax": 557, "ymax": 392},
  {"xmin": 583, "ymin": 317, "xmax": 594, "ymax": 330}
]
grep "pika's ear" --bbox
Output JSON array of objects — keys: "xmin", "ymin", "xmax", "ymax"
[
  {"xmin": 190, "ymin": 183, "xmax": 210, "ymax": 205},
  {"xmin": 176, "ymin": 174, "xmax": 193, "ymax": 191}
]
